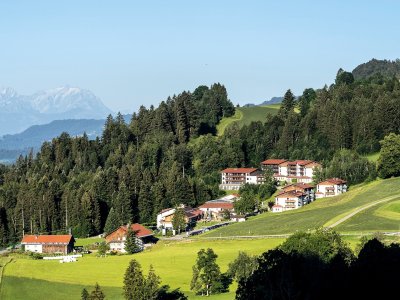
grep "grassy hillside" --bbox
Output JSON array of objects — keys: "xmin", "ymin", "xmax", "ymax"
[
  {"xmin": 1, "ymin": 238, "xmax": 284, "ymax": 300},
  {"xmin": 336, "ymin": 199, "xmax": 400, "ymax": 232},
  {"xmin": 216, "ymin": 105, "xmax": 279, "ymax": 135},
  {"xmin": 203, "ymin": 177, "xmax": 400, "ymax": 237}
]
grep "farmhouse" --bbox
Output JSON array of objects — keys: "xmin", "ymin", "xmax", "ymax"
[
  {"xmin": 261, "ymin": 159, "xmax": 321, "ymax": 184},
  {"xmin": 220, "ymin": 167, "xmax": 264, "ymax": 190},
  {"xmin": 156, "ymin": 205, "xmax": 203, "ymax": 230},
  {"xmin": 273, "ymin": 190, "xmax": 306, "ymax": 212},
  {"xmin": 105, "ymin": 223, "xmax": 153, "ymax": 253},
  {"xmin": 316, "ymin": 178, "xmax": 347, "ymax": 198},
  {"xmin": 21, "ymin": 234, "xmax": 75, "ymax": 254}
]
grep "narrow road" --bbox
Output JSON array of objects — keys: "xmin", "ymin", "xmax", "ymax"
[{"xmin": 327, "ymin": 195, "xmax": 400, "ymax": 228}]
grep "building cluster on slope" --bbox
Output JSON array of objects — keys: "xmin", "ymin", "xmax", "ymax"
[
  {"xmin": 220, "ymin": 159, "xmax": 322, "ymax": 190},
  {"xmin": 156, "ymin": 194, "xmax": 243, "ymax": 234},
  {"xmin": 220, "ymin": 158, "xmax": 348, "ymax": 213},
  {"xmin": 20, "ymin": 159, "xmax": 348, "ymax": 255}
]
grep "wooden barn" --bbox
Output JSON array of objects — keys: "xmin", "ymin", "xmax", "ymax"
[{"xmin": 21, "ymin": 235, "xmax": 75, "ymax": 254}]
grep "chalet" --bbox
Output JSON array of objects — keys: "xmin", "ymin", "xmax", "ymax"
[
  {"xmin": 273, "ymin": 190, "xmax": 306, "ymax": 212},
  {"xmin": 156, "ymin": 205, "xmax": 203, "ymax": 230},
  {"xmin": 21, "ymin": 235, "xmax": 75, "ymax": 254},
  {"xmin": 316, "ymin": 178, "xmax": 347, "ymax": 198},
  {"xmin": 282, "ymin": 182, "xmax": 315, "ymax": 203},
  {"xmin": 261, "ymin": 159, "xmax": 322, "ymax": 184},
  {"xmin": 199, "ymin": 200, "xmax": 235, "ymax": 220},
  {"xmin": 105, "ymin": 223, "xmax": 153, "ymax": 253},
  {"xmin": 220, "ymin": 168, "xmax": 264, "ymax": 190}
]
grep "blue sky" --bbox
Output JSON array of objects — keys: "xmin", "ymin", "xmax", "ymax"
[{"xmin": 0, "ymin": 1, "xmax": 399, "ymax": 113}]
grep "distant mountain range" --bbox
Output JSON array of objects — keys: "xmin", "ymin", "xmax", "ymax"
[
  {"xmin": 0, "ymin": 115, "xmax": 131, "ymax": 164},
  {"xmin": 0, "ymin": 86, "xmax": 112, "ymax": 136},
  {"xmin": 244, "ymin": 96, "xmax": 292, "ymax": 107}
]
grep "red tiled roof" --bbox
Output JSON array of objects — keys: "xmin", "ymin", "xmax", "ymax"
[
  {"xmin": 304, "ymin": 162, "xmax": 322, "ymax": 168},
  {"xmin": 272, "ymin": 205, "xmax": 283, "ymax": 208},
  {"xmin": 319, "ymin": 178, "xmax": 347, "ymax": 185},
  {"xmin": 261, "ymin": 159, "xmax": 287, "ymax": 165},
  {"xmin": 119, "ymin": 223, "xmax": 153, "ymax": 238},
  {"xmin": 186, "ymin": 209, "xmax": 203, "ymax": 218},
  {"xmin": 199, "ymin": 202, "xmax": 234, "ymax": 209},
  {"xmin": 21, "ymin": 235, "xmax": 73, "ymax": 244},
  {"xmin": 291, "ymin": 160, "xmax": 314, "ymax": 166},
  {"xmin": 276, "ymin": 191, "xmax": 305, "ymax": 198},
  {"xmin": 221, "ymin": 168, "xmax": 258, "ymax": 174}
]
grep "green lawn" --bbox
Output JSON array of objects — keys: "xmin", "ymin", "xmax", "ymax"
[
  {"xmin": 203, "ymin": 177, "xmax": 400, "ymax": 237},
  {"xmin": 216, "ymin": 109, "xmax": 243, "ymax": 136},
  {"xmin": 1, "ymin": 238, "xmax": 285, "ymax": 300},
  {"xmin": 75, "ymin": 237, "xmax": 104, "ymax": 247},
  {"xmin": 235, "ymin": 106, "xmax": 279, "ymax": 127}
]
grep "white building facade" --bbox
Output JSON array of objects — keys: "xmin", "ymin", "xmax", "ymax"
[
  {"xmin": 220, "ymin": 168, "xmax": 264, "ymax": 190},
  {"xmin": 316, "ymin": 178, "xmax": 347, "ymax": 198}
]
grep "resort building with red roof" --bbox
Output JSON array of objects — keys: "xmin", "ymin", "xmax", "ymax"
[
  {"xmin": 273, "ymin": 190, "xmax": 307, "ymax": 212},
  {"xmin": 261, "ymin": 159, "xmax": 322, "ymax": 184},
  {"xmin": 219, "ymin": 167, "xmax": 264, "ymax": 190},
  {"xmin": 316, "ymin": 178, "xmax": 347, "ymax": 198}
]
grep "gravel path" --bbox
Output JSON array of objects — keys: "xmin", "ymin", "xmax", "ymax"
[{"xmin": 327, "ymin": 195, "xmax": 400, "ymax": 228}]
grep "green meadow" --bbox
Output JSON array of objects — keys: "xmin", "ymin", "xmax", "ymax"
[
  {"xmin": 216, "ymin": 105, "xmax": 280, "ymax": 135},
  {"xmin": 2, "ymin": 177, "xmax": 399, "ymax": 299},
  {"xmin": 1, "ymin": 239, "xmax": 284, "ymax": 300},
  {"xmin": 203, "ymin": 177, "xmax": 400, "ymax": 237}
]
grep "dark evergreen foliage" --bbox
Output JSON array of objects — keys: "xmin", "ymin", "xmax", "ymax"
[
  {"xmin": 236, "ymin": 231, "xmax": 400, "ymax": 300},
  {"xmin": 0, "ymin": 66, "xmax": 399, "ymax": 246}
]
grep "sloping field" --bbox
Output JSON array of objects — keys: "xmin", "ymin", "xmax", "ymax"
[
  {"xmin": 336, "ymin": 199, "xmax": 400, "ymax": 232},
  {"xmin": 203, "ymin": 177, "xmax": 400, "ymax": 237},
  {"xmin": 1, "ymin": 238, "xmax": 284, "ymax": 300},
  {"xmin": 216, "ymin": 105, "xmax": 279, "ymax": 135}
]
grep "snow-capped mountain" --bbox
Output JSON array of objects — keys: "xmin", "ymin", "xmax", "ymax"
[{"xmin": 0, "ymin": 86, "xmax": 113, "ymax": 135}]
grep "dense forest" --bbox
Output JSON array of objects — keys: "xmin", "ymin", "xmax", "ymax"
[
  {"xmin": 352, "ymin": 58, "xmax": 400, "ymax": 80},
  {"xmin": 0, "ymin": 62, "xmax": 400, "ymax": 246}
]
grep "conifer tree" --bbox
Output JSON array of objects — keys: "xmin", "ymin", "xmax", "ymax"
[
  {"xmin": 125, "ymin": 226, "xmax": 140, "ymax": 254},
  {"xmin": 124, "ymin": 259, "xmax": 145, "ymax": 300},
  {"xmin": 104, "ymin": 207, "xmax": 119, "ymax": 235},
  {"xmin": 89, "ymin": 283, "xmax": 105, "ymax": 300},
  {"xmin": 138, "ymin": 170, "xmax": 153, "ymax": 223},
  {"xmin": 81, "ymin": 288, "xmax": 89, "ymax": 300},
  {"xmin": 114, "ymin": 183, "xmax": 133, "ymax": 225},
  {"xmin": 279, "ymin": 89, "xmax": 296, "ymax": 119},
  {"xmin": 144, "ymin": 265, "xmax": 161, "ymax": 300}
]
